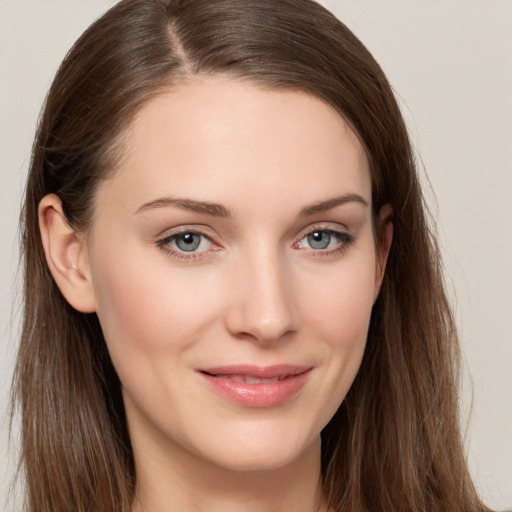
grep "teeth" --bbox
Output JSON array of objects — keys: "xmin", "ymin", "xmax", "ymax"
[
  {"xmin": 229, "ymin": 375, "xmax": 245, "ymax": 383},
  {"xmin": 224, "ymin": 375, "xmax": 280, "ymax": 383},
  {"xmin": 246, "ymin": 376, "xmax": 280, "ymax": 384}
]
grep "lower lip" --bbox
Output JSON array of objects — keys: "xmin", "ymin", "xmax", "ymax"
[{"xmin": 198, "ymin": 369, "xmax": 312, "ymax": 408}]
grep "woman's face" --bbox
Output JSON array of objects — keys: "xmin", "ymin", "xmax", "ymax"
[{"xmin": 85, "ymin": 77, "xmax": 388, "ymax": 472}]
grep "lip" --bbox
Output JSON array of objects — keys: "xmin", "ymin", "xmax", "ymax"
[{"xmin": 196, "ymin": 364, "xmax": 313, "ymax": 408}]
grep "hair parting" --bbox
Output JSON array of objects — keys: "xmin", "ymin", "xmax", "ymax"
[{"xmin": 13, "ymin": 1, "xmax": 491, "ymax": 511}]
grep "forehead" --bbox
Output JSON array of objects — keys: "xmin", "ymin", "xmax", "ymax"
[{"xmin": 96, "ymin": 77, "xmax": 371, "ymax": 217}]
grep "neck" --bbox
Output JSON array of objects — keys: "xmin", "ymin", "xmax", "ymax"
[{"xmin": 131, "ymin": 435, "xmax": 325, "ymax": 512}]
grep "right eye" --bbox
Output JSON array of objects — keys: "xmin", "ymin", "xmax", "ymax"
[
  {"xmin": 171, "ymin": 232, "xmax": 209, "ymax": 252},
  {"xmin": 157, "ymin": 230, "xmax": 216, "ymax": 260}
]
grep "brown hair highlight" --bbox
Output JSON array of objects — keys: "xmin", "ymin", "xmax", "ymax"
[{"xmin": 13, "ymin": 1, "xmax": 491, "ymax": 511}]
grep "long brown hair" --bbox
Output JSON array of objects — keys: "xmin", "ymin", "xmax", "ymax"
[{"xmin": 13, "ymin": 1, "xmax": 491, "ymax": 511}]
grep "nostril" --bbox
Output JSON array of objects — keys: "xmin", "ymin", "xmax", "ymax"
[{"xmin": 222, "ymin": 261, "xmax": 297, "ymax": 345}]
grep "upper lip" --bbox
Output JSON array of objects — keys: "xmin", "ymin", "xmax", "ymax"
[{"xmin": 197, "ymin": 364, "xmax": 312, "ymax": 380}]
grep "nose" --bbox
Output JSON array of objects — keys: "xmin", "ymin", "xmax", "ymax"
[{"xmin": 224, "ymin": 248, "xmax": 297, "ymax": 345}]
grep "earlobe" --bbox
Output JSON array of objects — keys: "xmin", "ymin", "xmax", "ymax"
[
  {"xmin": 374, "ymin": 204, "xmax": 393, "ymax": 301},
  {"xmin": 38, "ymin": 194, "xmax": 96, "ymax": 313}
]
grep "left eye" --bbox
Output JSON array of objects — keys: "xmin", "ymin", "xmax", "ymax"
[
  {"xmin": 298, "ymin": 229, "xmax": 349, "ymax": 251},
  {"xmin": 163, "ymin": 232, "xmax": 212, "ymax": 253}
]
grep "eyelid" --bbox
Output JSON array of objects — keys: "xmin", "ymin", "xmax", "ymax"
[
  {"xmin": 294, "ymin": 221, "xmax": 350, "ymax": 240},
  {"xmin": 154, "ymin": 222, "xmax": 355, "ymax": 262},
  {"xmin": 293, "ymin": 223, "xmax": 355, "ymax": 256},
  {"xmin": 157, "ymin": 229, "xmax": 213, "ymax": 248},
  {"xmin": 155, "ymin": 226, "xmax": 222, "ymax": 262},
  {"xmin": 155, "ymin": 223, "xmax": 219, "ymax": 241}
]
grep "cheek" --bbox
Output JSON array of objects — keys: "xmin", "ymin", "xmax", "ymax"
[
  {"xmin": 89, "ymin": 249, "xmax": 225, "ymax": 425},
  {"xmin": 298, "ymin": 251, "xmax": 377, "ymax": 415},
  {"xmin": 303, "ymin": 253, "xmax": 377, "ymax": 345},
  {"xmin": 90, "ymin": 243, "xmax": 221, "ymax": 358}
]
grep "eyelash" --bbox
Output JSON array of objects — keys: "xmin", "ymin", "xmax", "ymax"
[
  {"xmin": 156, "ymin": 226, "xmax": 355, "ymax": 262},
  {"xmin": 156, "ymin": 229, "xmax": 218, "ymax": 262},
  {"xmin": 294, "ymin": 227, "xmax": 355, "ymax": 259}
]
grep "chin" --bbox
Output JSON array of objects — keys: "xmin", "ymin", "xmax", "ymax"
[{"xmin": 195, "ymin": 425, "xmax": 320, "ymax": 473}]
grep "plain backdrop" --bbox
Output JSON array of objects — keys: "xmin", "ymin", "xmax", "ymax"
[{"xmin": 1, "ymin": 1, "xmax": 511, "ymax": 510}]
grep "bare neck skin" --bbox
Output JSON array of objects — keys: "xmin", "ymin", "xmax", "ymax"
[
  {"xmin": 131, "ymin": 430, "xmax": 324, "ymax": 512},
  {"xmin": 42, "ymin": 77, "xmax": 388, "ymax": 512}
]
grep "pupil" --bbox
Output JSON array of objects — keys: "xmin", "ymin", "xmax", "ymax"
[
  {"xmin": 176, "ymin": 233, "xmax": 201, "ymax": 252},
  {"xmin": 308, "ymin": 230, "xmax": 331, "ymax": 250}
]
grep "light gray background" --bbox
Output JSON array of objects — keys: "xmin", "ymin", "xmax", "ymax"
[{"xmin": 1, "ymin": 1, "xmax": 511, "ymax": 510}]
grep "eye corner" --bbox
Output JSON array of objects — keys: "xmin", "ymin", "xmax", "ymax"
[
  {"xmin": 155, "ymin": 228, "xmax": 222, "ymax": 262},
  {"xmin": 293, "ymin": 225, "xmax": 355, "ymax": 259}
]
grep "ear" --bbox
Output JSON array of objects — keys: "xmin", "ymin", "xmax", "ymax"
[
  {"xmin": 38, "ymin": 194, "xmax": 96, "ymax": 313},
  {"xmin": 374, "ymin": 204, "xmax": 393, "ymax": 301}
]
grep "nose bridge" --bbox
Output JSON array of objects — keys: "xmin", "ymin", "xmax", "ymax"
[{"xmin": 225, "ymin": 242, "xmax": 296, "ymax": 344}]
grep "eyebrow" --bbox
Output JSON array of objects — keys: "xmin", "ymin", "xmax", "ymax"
[
  {"xmin": 135, "ymin": 193, "xmax": 368, "ymax": 218},
  {"xmin": 299, "ymin": 193, "xmax": 369, "ymax": 215},
  {"xmin": 135, "ymin": 197, "xmax": 231, "ymax": 217}
]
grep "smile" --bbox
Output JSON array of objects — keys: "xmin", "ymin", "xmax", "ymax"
[
  {"xmin": 197, "ymin": 365, "xmax": 313, "ymax": 408},
  {"xmin": 218, "ymin": 375, "xmax": 284, "ymax": 383}
]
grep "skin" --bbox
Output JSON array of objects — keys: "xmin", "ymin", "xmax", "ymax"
[{"xmin": 39, "ymin": 77, "xmax": 392, "ymax": 512}]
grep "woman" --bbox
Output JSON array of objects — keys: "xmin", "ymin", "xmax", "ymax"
[{"xmin": 12, "ymin": 0, "xmax": 492, "ymax": 511}]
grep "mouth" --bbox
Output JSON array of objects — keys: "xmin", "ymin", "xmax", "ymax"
[
  {"xmin": 206, "ymin": 374, "xmax": 285, "ymax": 383},
  {"xmin": 196, "ymin": 364, "xmax": 313, "ymax": 408}
]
